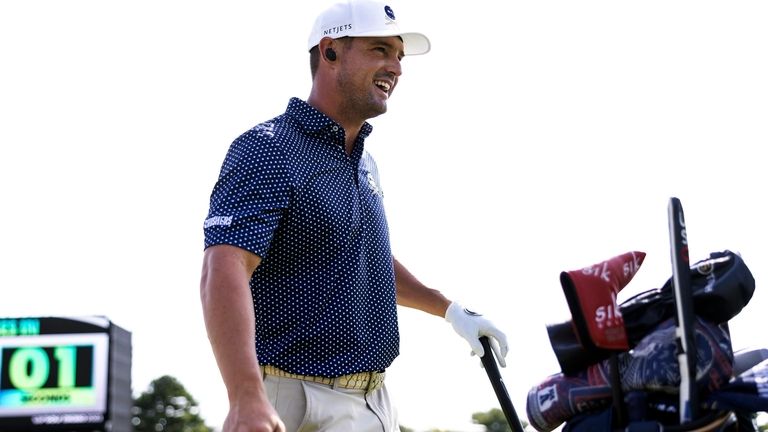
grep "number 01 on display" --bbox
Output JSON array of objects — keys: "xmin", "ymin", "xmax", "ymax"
[{"xmin": 0, "ymin": 334, "xmax": 108, "ymax": 415}]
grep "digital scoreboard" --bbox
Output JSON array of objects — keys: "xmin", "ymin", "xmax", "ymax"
[{"xmin": 0, "ymin": 317, "xmax": 131, "ymax": 432}]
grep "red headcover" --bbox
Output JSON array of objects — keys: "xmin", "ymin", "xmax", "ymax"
[{"xmin": 560, "ymin": 251, "xmax": 645, "ymax": 351}]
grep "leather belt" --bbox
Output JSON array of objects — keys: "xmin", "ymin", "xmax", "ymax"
[{"xmin": 263, "ymin": 365, "xmax": 385, "ymax": 393}]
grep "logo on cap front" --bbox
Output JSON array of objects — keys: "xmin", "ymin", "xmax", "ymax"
[{"xmin": 384, "ymin": 5, "xmax": 396, "ymax": 21}]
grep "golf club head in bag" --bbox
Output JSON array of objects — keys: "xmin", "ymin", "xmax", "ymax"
[
  {"xmin": 560, "ymin": 250, "xmax": 645, "ymax": 352},
  {"xmin": 547, "ymin": 251, "xmax": 645, "ymax": 375},
  {"xmin": 548, "ymin": 250, "xmax": 754, "ymax": 376},
  {"xmin": 527, "ymin": 317, "xmax": 734, "ymax": 432}
]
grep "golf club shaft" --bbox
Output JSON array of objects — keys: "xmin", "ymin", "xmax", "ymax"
[{"xmin": 480, "ymin": 336, "xmax": 525, "ymax": 432}]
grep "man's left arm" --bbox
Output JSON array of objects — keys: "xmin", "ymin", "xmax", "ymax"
[{"xmin": 393, "ymin": 257, "xmax": 510, "ymax": 366}]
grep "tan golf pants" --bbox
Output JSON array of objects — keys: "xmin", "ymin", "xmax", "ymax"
[{"xmin": 263, "ymin": 374, "xmax": 399, "ymax": 432}]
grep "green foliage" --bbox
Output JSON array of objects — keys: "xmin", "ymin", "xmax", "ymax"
[
  {"xmin": 399, "ymin": 426, "xmax": 415, "ymax": 432},
  {"xmin": 132, "ymin": 375, "xmax": 212, "ymax": 432},
  {"xmin": 472, "ymin": 408, "xmax": 518, "ymax": 432}
]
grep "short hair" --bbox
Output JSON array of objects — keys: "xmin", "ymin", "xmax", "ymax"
[{"xmin": 310, "ymin": 46, "xmax": 320, "ymax": 78}]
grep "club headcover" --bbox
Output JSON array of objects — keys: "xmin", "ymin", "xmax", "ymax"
[
  {"xmin": 546, "ymin": 319, "xmax": 613, "ymax": 376},
  {"xmin": 530, "ymin": 317, "xmax": 734, "ymax": 431},
  {"xmin": 620, "ymin": 250, "xmax": 755, "ymax": 341},
  {"xmin": 663, "ymin": 250, "xmax": 755, "ymax": 324},
  {"xmin": 526, "ymin": 370, "xmax": 612, "ymax": 432},
  {"xmin": 549, "ymin": 250, "xmax": 752, "ymax": 375},
  {"xmin": 560, "ymin": 251, "xmax": 646, "ymax": 352}
]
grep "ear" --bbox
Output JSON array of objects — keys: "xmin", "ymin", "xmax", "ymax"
[{"xmin": 318, "ymin": 37, "xmax": 338, "ymax": 64}]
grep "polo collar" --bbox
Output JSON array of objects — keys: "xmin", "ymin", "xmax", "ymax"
[{"xmin": 285, "ymin": 97, "xmax": 373, "ymax": 141}]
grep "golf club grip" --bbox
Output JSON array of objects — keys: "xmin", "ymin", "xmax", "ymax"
[{"xmin": 479, "ymin": 336, "xmax": 525, "ymax": 432}]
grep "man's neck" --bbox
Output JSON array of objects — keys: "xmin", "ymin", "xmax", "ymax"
[{"xmin": 307, "ymin": 94, "xmax": 363, "ymax": 155}]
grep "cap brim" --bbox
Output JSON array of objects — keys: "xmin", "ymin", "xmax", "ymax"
[
  {"xmin": 400, "ymin": 32, "xmax": 430, "ymax": 56},
  {"xmin": 349, "ymin": 29, "xmax": 431, "ymax": 56}
]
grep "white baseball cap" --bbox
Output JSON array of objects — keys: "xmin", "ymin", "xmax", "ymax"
[{"xmin": 307, "ymin": 0, "xmax": 431, "ymax": 56}]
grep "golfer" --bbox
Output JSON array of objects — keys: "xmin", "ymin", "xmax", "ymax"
[{"xmin": 200, "ymin": 1, "xmax": 510, "ymax": 431}]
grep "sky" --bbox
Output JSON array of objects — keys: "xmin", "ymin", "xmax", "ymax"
[{"xmin": 1, "ymin": 1, "xmax": 767, "ymax": 431}]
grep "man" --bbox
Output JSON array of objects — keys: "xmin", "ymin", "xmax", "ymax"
[{"xmin": 200, "ymin": 1, "xmax": 509, "ymax": 431}]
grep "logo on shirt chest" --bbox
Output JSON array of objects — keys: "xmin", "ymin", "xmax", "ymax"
[{"xmin": 366, "ymin": 173, "xmax": 383, "ymax": 197}]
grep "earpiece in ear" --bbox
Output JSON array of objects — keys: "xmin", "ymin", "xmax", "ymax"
[{"xmin": 325, "ymin": 47, "xmax": 337, "ymax": 61}]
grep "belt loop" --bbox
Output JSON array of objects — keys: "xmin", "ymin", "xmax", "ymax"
[
  {"xmin": 365, "ymin": 371, "xmax": 373, "ymax": 394},
  {"xmin": 366, "ymin": 371, "xmax": 384, "ymax": 394}
]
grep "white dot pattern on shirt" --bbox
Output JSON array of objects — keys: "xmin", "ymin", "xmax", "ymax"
[{"xmin": 204, "ymin": 98, "xmax": 399, "ymax": 377}]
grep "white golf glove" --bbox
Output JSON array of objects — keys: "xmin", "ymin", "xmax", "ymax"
[{"xmin": 445, "ymin": 301, "xmax": 509, "ymax": 367}]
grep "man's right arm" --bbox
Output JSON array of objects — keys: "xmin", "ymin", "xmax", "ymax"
[{"xmin": 200, "ymin": 244, "xmax": 285, "ymax": 432}]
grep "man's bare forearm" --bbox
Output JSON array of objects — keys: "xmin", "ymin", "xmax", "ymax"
[{"xmin": 393, "ymin": 257, "xmax": 451, "ymax": 317}]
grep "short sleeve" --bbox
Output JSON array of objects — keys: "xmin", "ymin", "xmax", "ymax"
[{"xmin": 203, "ymin": 126, "xmax": 292, "ymax": 257}]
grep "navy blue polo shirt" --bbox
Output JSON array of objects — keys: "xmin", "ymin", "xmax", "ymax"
[{"xmin": 204, "ymin": 97, "xmax": 399, "ymax": 377}]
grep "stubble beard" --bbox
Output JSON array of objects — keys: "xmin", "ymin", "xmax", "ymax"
[{"xmin": 336, "ymin": 68, "xmax": 387, "ymax": 122}]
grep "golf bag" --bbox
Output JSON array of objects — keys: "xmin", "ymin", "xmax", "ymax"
[{"xmin": 526, "ymin": 249, "xmax": 768, "ymax": 432}]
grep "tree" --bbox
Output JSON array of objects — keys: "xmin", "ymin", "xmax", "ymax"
[
  {"xmin": 472, "ymin": 408, "xmax": 530, "ymax": 432},
  {"xmin": 132, "ymin": 375, "xmax": 213, "ymax": 432}
]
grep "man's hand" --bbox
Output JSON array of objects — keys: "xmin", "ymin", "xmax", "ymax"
[
  {"xmin": 445, "ymin": 301, "xmax": 509, "ymax": 367},
  {"xmin": 222, "ymin": 394, "xmax": 286, "ymax": 432}
]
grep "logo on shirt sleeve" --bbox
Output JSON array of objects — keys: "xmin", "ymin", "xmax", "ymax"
[{"xmin": 204, "ymin": 215, "xmax": 233, "ymax": 228}]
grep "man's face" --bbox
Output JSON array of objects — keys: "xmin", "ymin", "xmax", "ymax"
[{"xmin": 335, "ymin": 36, "xmax": 404, "ymax": 122}]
